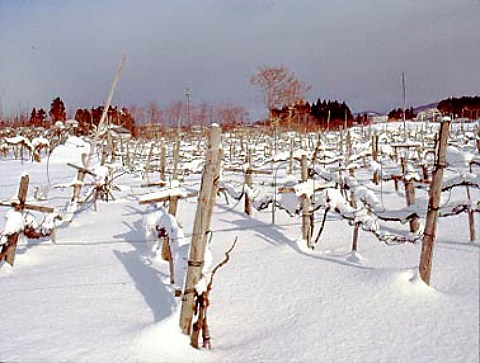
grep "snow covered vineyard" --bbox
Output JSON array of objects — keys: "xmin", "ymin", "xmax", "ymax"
[{"xmin": 0, "ymin": 120, "xmax": 479, "ymax": 362}]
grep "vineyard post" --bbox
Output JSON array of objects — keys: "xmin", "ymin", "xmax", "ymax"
[
  {"xmin": 301, "ymin": 154, "xmax": 312, "ymax": 247},
  {"xmin": 0, "ymin": 174, "xmax": 55, "ymax": 266},
  {"xmin": 372, "ymin": 135, "xmax": 380, "ymax": 184},
  {"xmin": 244, "ymin": 151, "xmax": 253, "ymax": 216},
  {"xmin": 289, "ymin": 133, "xmax": 294, "ymax": 175},
  {"xmin": 404, "ymin": 177, "xmax": 419, "ymax": 232},
  {"xmin": 1, "ymin": 174, "xmax": 28, "ymax": 265},
  {"xmin": 350, "ymin": 191, "xmax": 360, "ymax": 252},
  {"xmin": 467, "ymin": 162, "xmax": 476, "ymax": 242},
  {"xmin": 179, "ymin": 125, "xmax": 222, "ymax": 335},
  {"xmin": 401, "ymin": 156, "xmax": 419, "ymax": 232},
  {"xmin": 144, "ymin": 143, "xmax": 155, "ymax": 183},
  {"xmin": 125, "ymin": 140, "xmax": 131, "ymax": 169},
  {"xmin": 160, "ymin": 138, "xmax": 166, "ymax": 181},
  {"xmin": 169, "ymin": 135, "xmax": 181, "ymax": 215},
  {"xmin": 476, "ymin": 123, "xmax": 480, "ymax": 153},
  {"xmin": 172, "ymin": 136, "xmax": 180, "ymax": 181},
  {"xmin": 419, "ymin": 118, "xmax": 451, "ymax": 285}
]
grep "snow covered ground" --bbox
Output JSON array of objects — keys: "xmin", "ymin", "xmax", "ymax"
[{"xmin": 0, "ymin": 125, "xmax": 479, "ymax": 363}]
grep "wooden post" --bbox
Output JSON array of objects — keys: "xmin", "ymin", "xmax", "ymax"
[
  {"xmin": 169, "ymin": 136, "xmax": 181, "ymax": 215},
  {"xmin": 419, "ymin": 119, "xmax": 451, "ymax": 285},
  {"xmin": 72, "ymin": 169, "xmax": 86, "ymax": 202},
  {"xmin": 160, "ymin": 138, "xmax": 166, "ymax": 181},
  {"xmin": 404, "ymin": 177, "xmax": 419, "ymax": 232},
  {"xmin": 288, "ymin": 134, "xmax": 294, "ymax": 175},
  {"xmin": 126, "ymin": 140, "xmax": 131, "ymax": 169},
  {"xmin": 206, "ymin": 148, "xmax": 223, "ymax": 233},
  {"xmin": 144, "ymin": 143, "xmax": 155, "ymax": 183},
  {"xmin": 347, "ymin": 187, "xmax": 361, "ymax": 252},
  {"xmin": 0, "ymin": 175, "xmax": 55, "ymax": 266},
  {"xmin": 476, "ymin": 124, "xmax": 480, "ymax": 153},
  {"xmin": 161, "ymin": 235, "xmax": 175, "ymax": 284},
  {"xmin": 400, "ymin": 156, "xmax": 406, "ymax": 175},
  {"xmin": 300, "ymin": 155, "xmax": 312, "ymax": 247},
  {"xmin": 421, "ymin": 163, "xmax": 429, "ymax": 182},
  {"xmin": 3, "ymin": 175, "xmax": 28, "ymax": 265},
  {"xmin": 244, "ymin": 152, "xmax": 253, "ymax": 216},
  {"xmin": 179, "ymin": 125, "xmax": 222, "ymax": 335},
  {"xmin": 372, "ymin": 135, "xmax": 380, "ymax": 184},
  {"xmin": 172, "ymin": 138, "xmax": 180, "ymax": 181},
  {"xmin": 467, "ymin": 163, "xmax": 476, "ymax": 242}
]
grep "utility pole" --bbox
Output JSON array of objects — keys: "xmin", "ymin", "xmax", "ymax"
[{"xmin": 185, "ymin": 86, "xmax": 191, "ymax": 126}]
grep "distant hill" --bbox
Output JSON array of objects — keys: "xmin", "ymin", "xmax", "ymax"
[
  {"xmin": 353, "ymin": 110, "xmax": 383, "ymax": 117},
  {"xmin": 413, "ymin": 102, "xmax": 438, "ymax": 114}
]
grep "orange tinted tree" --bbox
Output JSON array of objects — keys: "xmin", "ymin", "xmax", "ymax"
[{"xmin": 250, "ymin": 66, "xmax": 311, "ymax": 117}]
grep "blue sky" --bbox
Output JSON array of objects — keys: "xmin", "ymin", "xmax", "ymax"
[{"xmin": 1, "ymin": 0, "xmax": 479, "ymax": 118}]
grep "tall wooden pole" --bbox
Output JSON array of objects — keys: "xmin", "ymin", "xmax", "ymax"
[
  {"xmin": 85, "ymin": 54, "xmax": 126, "ymax": 168},
  {"xmin": 419, "ymin": 118, "xmax": 450, "ymax": 285},
  {"xmin": 179, "ymin": 125, "xmax": 222, "ymax": 335},
  {"xmin": 71, "ymin": 54, "xmax": 126, "ymax": 203}
]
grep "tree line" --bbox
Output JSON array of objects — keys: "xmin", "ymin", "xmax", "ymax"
[
  {"xmin": 437, "ymin": 96, "xmax": 480, "ymax": 119},
  {"xmin": 1, "ymin": 66, "xmax": 478, "ymax": 134}
]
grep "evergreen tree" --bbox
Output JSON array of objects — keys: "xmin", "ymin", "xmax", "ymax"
[
  {"xmin": 49, "ymin": 97, "xmax": 66, "ymax": 123},
  {"xmin": 29, "ymin": 108, "xmax": 37, "ymax": 127}
]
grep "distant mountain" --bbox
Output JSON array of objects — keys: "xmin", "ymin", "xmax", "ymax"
[
  {"xmin": 353, "ymin": 110, "xmax": 383, "ymax": 116},
  {"xmin": 413, "ymin": 102, "xmax": 438, "ymax": 114}
]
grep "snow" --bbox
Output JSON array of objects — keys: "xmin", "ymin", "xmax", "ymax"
[
  {"xmin": 0, "ymin": 123, "xmax": 479, "ymax": 363},
  {"xmin": 1, "ymin": 210, "xmax": 25, "ymax": 238},
  {"xmin": 32, "ymin": 136, "xmax": 50, "ymax": 148},
  {"xmin": 48, "ymin": 136, "xmax": 90, "ymax": 165}
]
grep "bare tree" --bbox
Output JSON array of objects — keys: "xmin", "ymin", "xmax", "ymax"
[
  {"xmin": 148, "ymin": 101, "xmax": 161, "ymax": 125},
  {"xmin": 162, "ymin": 101, "xmax": 183, "ymax": 129},
  {"xmin": 250, "ymin": 66, "xmax": 311, "ymax": 115},
  {"xmin": 216, "ymin": 104, "xmax": 249, "ymax": 129}
]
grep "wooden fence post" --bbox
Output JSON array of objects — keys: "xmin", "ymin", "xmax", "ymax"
[
  {"xmin": 419, "ymin": 118, "xmax": 451, "ymax": 285},
  {"xmin": 300, "ymin": 155, "xmax": 312, "ymax": 247},
  {"xmin": 179, "ymin": 125, "xmax": 222, "ymax": 335}
]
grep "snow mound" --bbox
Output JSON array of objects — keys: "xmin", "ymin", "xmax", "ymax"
[{"xmin": 49, "ymin": 136, "xmax": 91, "ymax": 165}]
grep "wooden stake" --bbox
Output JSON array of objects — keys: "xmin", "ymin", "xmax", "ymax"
[
  {"xmin": 244, "ymin": 151, "xmax": 253, "ymax": 216},
  {"xmin": 288, "ymin": 134, "xmax": 294, "ymax": 175},
  {"xmin": 404, "ymin": 177, "xmax": 420, "ymax": 233},
  {"xmin": 179, "ymin": 125, "xmax": 222, "ymax": 335},
  {"xmin": 3, "ymin": 175, "xmax": 29, "ymax": 265},
  {"xmin": 350, "ymin": 191, "xmax": 359, "ymax": 252},
  {"xmin": 172, "ymin": 138, "xmax": 180, "ymax": 181},
  {"xmin": 419, "ymin": 119, "xmax": 450, "ymax": 285},
  {"xmin": 160, "ymin": 138, "xmax": 166, "ymax": 181},
  {"xmin": 300, "ymin": 155, "xmax": 312, "ymax": 247},
  {"xmin": 467, "ymin": 163, "xmax": 475, "ymax": 242}
]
